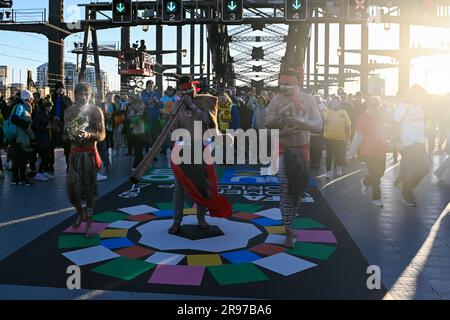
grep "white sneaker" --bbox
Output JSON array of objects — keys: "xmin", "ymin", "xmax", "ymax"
[
  {"xmin": 360, "ymin": 178, "xmax": 369, "ymax": 195},
  {"xmin": 371, "ymin": 200, "xmax": 384, "ymax": 207},
  {"xmin": 336, "ymin": 166, "xmax": 343, "ymax": 176},
  {"xmin": 34, "ymin": 173, "xmax": 49, "ymax": 181},
  {"xmin": 326, "ymin": 171, "xmax": 333, "ymax": 179},
  {"xmin": 96, "ymin": 173, "xmax": 108, "ymax": 181},
  {"xmin": 44, "ymin": 172, "xmax": 55, "ymax": 179}
]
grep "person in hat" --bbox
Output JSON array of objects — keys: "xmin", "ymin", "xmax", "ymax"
[
  {"xmin": 265, "ymin": 68, "xmax": 323, "ymax": 248},
  {"xmin": 168, "ymin": 76, "xmax": 233, "ymax": 234},
  {"xmin": 64, "ymin": 83, "xmax": 105, "ymax": 238},
  {"xmin": 10, "ymin": 90, "xmax": 35, "ymax": 186},
  {"xmin": 50, "ymin": 81, "xmax": 73, "ymax": 174}
]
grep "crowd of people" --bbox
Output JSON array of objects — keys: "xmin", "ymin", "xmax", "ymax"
[{"xmin": 1, "ymin": 77, "xmax": 450, "ymax": 211}]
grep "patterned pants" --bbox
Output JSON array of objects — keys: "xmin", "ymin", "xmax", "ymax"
[{"xmin": 277, "ymin": 154, "xmax": 302, "ymax": 228}]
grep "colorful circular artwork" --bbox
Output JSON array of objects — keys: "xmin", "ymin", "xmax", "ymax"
[{"xmin": 58, "ymin": 203, "xmax": 338, "ymax": 286}]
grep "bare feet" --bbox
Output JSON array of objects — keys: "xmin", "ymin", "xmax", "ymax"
[
  {"xmin": 198, "ymin": 220, "xmax": 210, "ymax": 230},
  {"xmin": 72, "ymin": 208, "xmax": 86, "ymax": 229},
  {"xmin": 168, "ymin": 222, "xmax": 181, "ymax": 234},
  {"xmin": 85, "ymin": 209, "xmax": 94, "ymax": 238},
  {"xmin": 284, "ymin": 227, "xmax": 296, "ymax": 248}
]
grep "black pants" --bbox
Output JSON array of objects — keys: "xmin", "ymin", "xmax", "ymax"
[
  {"xmin": 131, "ymin": 135, "xmax": 146, "ymax": 169},
  {"xmin": 324, "ymin": 139, "xmax": 346, "ymax": 171},
  {"xmin": 310, "ymin": 134, "xmax": 324, "ymax": 167},
  {"xmin": 361, "ymin": 155, "xmax": 386, "ymax": 200},
  {"xmin": 12, "ymin": 143, "xmax": 30, "ymax": 181},
  {"xmin": 38, "ymin": 150, "xmax": 51, "ymax": 173},
  {"xmin": 97, "ymin": 139, "xmax": 110, "ymax": 168},
  {"xmin": 106, "ymin": 131, "xmax": 114, "ymax": 150},
  {"xmin": 29, "ymin": 151, "xmax": 37, "ymax": 172},
  {"xmin": 126, "ymin": 133, "xmax": 133, "ymax": 155}
]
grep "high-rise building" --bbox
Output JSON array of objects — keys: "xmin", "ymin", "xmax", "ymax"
[
  {"xmin": 36, "ymin": 62, "xmax": 109, "ymax": 97},
  {"xmin": 0, "ymin": 65, "xmax": 7, "ymax": 97},
  {"xmin": 36, "ymin": 62, "xmax": 79, "ymax": 89}
]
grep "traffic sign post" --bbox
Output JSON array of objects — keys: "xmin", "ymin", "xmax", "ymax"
[
  {"xmin": 285, "ymin": 0, "xmax": 308, "ymax": 21},
  {"xmin": 162, "ymin": 0, "xmax": 183, "ymax": 23},
  {"xmin": 222, "ymin": 0, "xmax": 243, "ymax": 22},
  {"xmin": 348, "ymin": 0, "xmax": 369, "ymax": 20},
  {"xmin": 112, "ymin": 0, "xmax": 133, "ymax": 23}
]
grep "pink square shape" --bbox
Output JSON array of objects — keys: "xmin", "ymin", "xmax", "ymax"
[
  {"xmin": 64, "ymin": 222, "xmax": 108, "ymax": 234},
  {"xmin": 295, "ymin": 230, "xmax": 337, "ymax": 243},
  {"xmin": 115, "ymin": 246, "xmax": 155, "ymax": 259},
  {"xmin": 249, "ymin": 243, "xmax": 286, "ymax": 256},
  {"xmin": 148, "ymin": 265, "xmax": 205, "ymax": 286}
]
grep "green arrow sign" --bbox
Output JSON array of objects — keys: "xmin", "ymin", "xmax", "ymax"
[
  {"xmin": 116, "ymin": 2, "xmax": 125, "ymax": 13},
  {"xmin": 167, "ymin": 1, "xmax": 177, "ymax": 12},
  {"xmin": 292, "ymin": 0, "xmax": 302, "ymax": 10},
  {"xmin": 228, "ymin": 1, "xmax": 237, "ymax": 11}
]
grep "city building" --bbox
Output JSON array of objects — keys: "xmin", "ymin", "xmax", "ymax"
[
  {"xmin": 0, "ymin": 65, "xmax": 7, "ymax": 97},
  {"xmin": 36, "ymin": 62, "xmax": 109, "ymax": 97},
  {"xmin": 368, "ymin": 75, "xmax": 386, "ymax": 97}
]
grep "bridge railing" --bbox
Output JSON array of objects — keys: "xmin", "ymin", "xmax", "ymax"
[{"xmin": 0, "ymin": 8, "xmax": 47, "ymax": 23}]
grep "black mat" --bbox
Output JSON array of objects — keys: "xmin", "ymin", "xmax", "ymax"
[{"xmin": 0, "ymin": 168, "xmax": 386, "ymax": 299}]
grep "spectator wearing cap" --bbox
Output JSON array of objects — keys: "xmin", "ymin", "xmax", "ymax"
[
  {"xmin": 50, "ymin": 81, "xmax": 73, "ymax": 173},
  {"xmin": 10, "ymin": 90, "xmax": 35, "ymax": 186}
]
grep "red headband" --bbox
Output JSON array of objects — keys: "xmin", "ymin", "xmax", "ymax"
[{"xmin": 179, "ymin": 80, "xmax": 201, "ymax": 93}]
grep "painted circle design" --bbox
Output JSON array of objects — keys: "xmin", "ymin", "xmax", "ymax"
[{"xmin": 59, "ymin": 203, "xmax": 338, "ymax": 286}]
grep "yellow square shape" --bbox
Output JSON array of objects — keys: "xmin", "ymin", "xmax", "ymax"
[
  {"xmin": 100, "ymin": 229, "xmax": 128, "ymax": 238},
  {"xmin": 183, "ymin": 208, "xmax": 197, "ymax": 215},
  {"xmin": 265, "ymin": 226, "xmax": 285, "ymax": 234},
  {"xmin": 187, "ymin": 254, "xmax": 223, "ymax": 266}
]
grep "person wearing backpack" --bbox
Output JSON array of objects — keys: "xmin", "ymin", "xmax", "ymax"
[{"xmin": 10, "ymin": 90, "xmax": 35, "ymax": 186}]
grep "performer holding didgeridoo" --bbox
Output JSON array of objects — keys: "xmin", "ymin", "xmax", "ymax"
[
  {"xmin": 64, "ymin": 83, "xmax": 105, "ymax": 238},
  {"xmin": 265, "ymin": 68, "xmax": 323, "ymax": 248},
  {"xmin": 168, "ymin": 76, "xmax": 233, "ymax": 234}
]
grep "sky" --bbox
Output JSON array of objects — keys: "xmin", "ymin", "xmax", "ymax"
[{"xmin": 2, "ymin": 0, "xmax": 450, "ymax": 95}]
